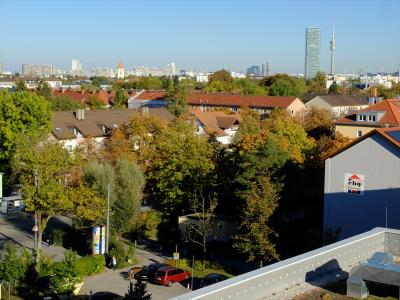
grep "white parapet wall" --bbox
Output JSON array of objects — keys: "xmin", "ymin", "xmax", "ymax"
[{"xmin": 170, "ymin": 227, "xmax": 400, "ymax": 300}]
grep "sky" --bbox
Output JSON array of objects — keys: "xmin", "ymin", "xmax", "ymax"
[{"xmin": 0, "ymin": 0, "xmax": 399, "ymax": 74}]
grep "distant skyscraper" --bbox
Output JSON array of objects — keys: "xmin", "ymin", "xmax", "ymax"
[
  {"xmin": 330, "ymin": 23, "xmax": 336, "ymax": 75},
  {"xmin": 71, "ymin": 59, "xmax": 82, "ymax": 72},
  {"xmin": 246, "ymin": 65, "xmax": 261, "ymax": 76},
  {"xmin": 305, "ymin": 27, "xmax": 321, "ymax": 80},
  {"xmin": 117, "ymin": 61, "xmax": 125, "ymax": 79},
  {"xmin": 262, "ymin": 61, "xmax": 269, "ymax": 77}
]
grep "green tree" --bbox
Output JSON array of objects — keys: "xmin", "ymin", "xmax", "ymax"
[
  {"xmin": 205, "ymin": 69, "xmax": 237, "ymax": 92},
  {"xmin": 0, "ymin": 90, "xmax": 53, "ymax": 162},
  {"xmin": 136, "ymin": 77, "xmax": 163, "ymax": 90},
  {"xmin": 307, "ymin": 71, "xmax": 327, "ymax": 93},
  {"xmin": 234, "ymin": 176, "xmax": 280, "ymax": 267},
  {"xmin": 262, "ymin": 74, "xmax": 306, "ymax": 97},
  {"xmin": 49, "ymin": 250, "xmax": 81, "ymax": 295},
  {"xmin": 237, "ymin": 78, "xmax": 266, "ymax": 96},
  {"xmin": 49, "ymin": 95, "xmax": 86, "ymax": 111},
  {"xmin": 328, "ymin": 81, "xmax": 339, "ymax": 94},
  {"xmin": 303, "ymin": 107, "xmax": 333, "ymax": 138},
  {"xmin": 165, "ymin": 86, "xmax": 189, "ymax": 117},
  {"xmin": 112, "ymin": 159, "xmax": 145, "ymax": 236},
  {"xmin": 126, "ymin": 280, "xmax": 152, "ymax": 300},
  {"xmin": 148, "ymin": 120, "xmax": 215, "ymax": 218},
  {"xmin": 0, "ymin": 243, "xmax": 29, "ymax": 289},
  {"xmin": 114, "ymin": 87, "xmax": 128, "ymax": 108},
  {"xmin": 36, "ymin": 81, "xmax": 52, "ymax": 100},
  {"xmin": 15, "ymin": 80, "xmax": 27, "ymax": 92},
  {"xmin": 262, "ymin": 109, "xmax": 315, "ymax": 163},
  {"xmin": 13, "ymin": 135, "xmax": 105, "ymax": 269}
]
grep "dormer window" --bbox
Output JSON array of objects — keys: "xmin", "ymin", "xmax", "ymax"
[
  {"xmin": 67, "ymin": 126, "xmax": 83, "ymax": 138},
  {"xmin": 358, "ymin": 114, "xmax": 367, "ymax": 121},
  {"xmin": 97, "ymin": 124, "xmax": 110, "ymax": 135}
]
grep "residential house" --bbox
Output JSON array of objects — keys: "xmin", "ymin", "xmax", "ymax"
[
  {"xmin": 335, "ymin": 99, "xmax": 400, "ymax": 138},
  {"xmin": 178, "ymin": 213, "xmax": 236, "ymax": 242},
  {"xmin": 324, "ymin": 127, "xmax": 400, "ymax": 239},
  {"xmin": 53, "ymin": 89, "xmax": 112, "ymax": 106},
  {"xmin": 127, "ymin": 90, "xmax": 166, "ymax": 109},
  {"xmin": 193, "ymin": 110, "xmax": 240, "ymax": 145},
  {"xmin": 51, "ymin": 108, "xmax": 174, "ymax": 152},
  {"xmin": 131, "ymin": 91, "xmax": 306, "ymax": 116},
  {"xmin": 305, "ymin": 94, "xmax": 369, "ymax": 118}
]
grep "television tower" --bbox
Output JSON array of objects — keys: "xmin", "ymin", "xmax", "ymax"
[{"xmin": 330, "ymin": 22, "xmax": 336, "ymax": 75}]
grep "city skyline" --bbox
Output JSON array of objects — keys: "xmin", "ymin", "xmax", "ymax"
[{"xmin": 0, "ymin": 0, "xmax": 399, "ymax": 74}]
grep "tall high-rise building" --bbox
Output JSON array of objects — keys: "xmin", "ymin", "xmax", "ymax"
[
  {"xmin": 116, "ymin": 61, "xmax": 125, "ymax": 79},
  {"xmin": 71, "ymin": 59, "xmax": 82, "ymax": 72},
  {"xmin": 330, "ymin": 23, "xmax": 336, "ymax": 75},
  {"xmin": 22, "ymin": 64, "xmax": 42, "ymax": 76},
  {"xmin": 305, "ymin": 27, "xmax": 321, "ymax": 80},
  {"xmin": 262, "ymin": 61, "xmax": 269, "ymax": 77},
  {"xmin": 246, "ymin": 65, "xmax": 261, "ymax": 76},
  {"xmin": 41, "ymin": 65, "xmax": 54, "ymax": 77}
]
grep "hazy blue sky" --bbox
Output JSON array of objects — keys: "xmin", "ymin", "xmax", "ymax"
[{"xmin": 0, "ymin": 0, "xmax": 399, "ymax": 74}]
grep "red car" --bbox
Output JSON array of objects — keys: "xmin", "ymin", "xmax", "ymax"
[{"xmin": 153, "ymin": 267, "xmax": 190, "ymax": 286}]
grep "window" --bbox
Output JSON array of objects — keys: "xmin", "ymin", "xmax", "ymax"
[
  {"xmin": 231, "ymin": 106, "xmax": 238, "ymax": 112},
  {"xmin": 357, "ymin": 130, "xmax": 362, "ymax": 137}
]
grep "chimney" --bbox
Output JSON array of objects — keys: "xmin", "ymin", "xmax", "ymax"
[
  {"xmin": 75, "ymin": 109, "xmax": 85, "ymax": 120},
  {"xmin": 370, "ymin": 86, "xmax": 378, "ymax": 97}
]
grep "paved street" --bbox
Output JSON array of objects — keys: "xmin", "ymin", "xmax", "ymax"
[
  {"xmin": 79, "ymin": 247, "xmax": 191, "ymax": 300},
  {"xmin": 0, "ymin": 212, "xmax": 190, "ymax": 299},
  {"xmin": 0, "ymin": 213, "xmax": 69, "ymax": 260}
]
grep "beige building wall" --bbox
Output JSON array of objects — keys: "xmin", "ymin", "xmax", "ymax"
[
  {"xmin": 335, "ymin": 124, "xmax": 378, "ymax": 139},
  {"xmin": 287, "ymin": 98, "xmax": 306, "ymax": 115}
]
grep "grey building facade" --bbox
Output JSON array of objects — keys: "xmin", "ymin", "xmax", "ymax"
[
  {"xmin": 324, "ymin": 129, "xmax": 400, "ymax": 239},
  {"xmin": 305, "ymin": 27, "xmax": 321, "ymax": 80}
]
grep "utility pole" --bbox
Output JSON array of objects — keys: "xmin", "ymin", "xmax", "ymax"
[{"xmin": 105, "ymin": 183, "xmax": 111, "ymax": 254}]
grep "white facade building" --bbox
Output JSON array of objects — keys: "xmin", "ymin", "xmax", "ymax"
[{"xmin": 116, "ymin": 62, "xmax": 125, "ymax": 79}]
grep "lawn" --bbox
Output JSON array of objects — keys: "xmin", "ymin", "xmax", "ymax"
[{"xmin": 166, "ymin": 258, "xmax": 233, "ymax": 279}]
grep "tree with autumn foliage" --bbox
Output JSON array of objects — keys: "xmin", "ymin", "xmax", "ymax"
[
  {"xmin": 234, "ymin": 176, "xmax": 280, "ymax": 267},
  {"xmin": 262, "ymin": 109, "xmax": 315, "ymax": 163},
  {"xmin": 303, "ymin": 107, "xmax": 334, "ymax": 139}
]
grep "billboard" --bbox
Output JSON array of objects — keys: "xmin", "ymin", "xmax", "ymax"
[
  {"xmin": 344, "ymin": 173, "xmax": 365, "ymax": 195},
  {"xmin": 92, "ymin": 226, "xmax": 106, "ymax": 254}
]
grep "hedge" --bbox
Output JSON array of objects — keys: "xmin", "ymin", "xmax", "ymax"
[{"xmin": 75, "ymin": 255, "xmax": 105, "ymax": 276}]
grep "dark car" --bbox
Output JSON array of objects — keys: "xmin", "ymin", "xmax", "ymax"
[
  {"xmin": 199, "ymin": 273, "xmax": 228, "ymax": 288},
  {"xmin": 134, "ymin": 263, "xmax": 167, "ymax": 281},
  {"xmin": 153, "ymin": 266, "xmax": 190, "ymax": 286}
]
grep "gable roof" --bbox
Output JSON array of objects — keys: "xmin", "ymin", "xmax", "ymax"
[
  {"xmin": 316, "ymin": 95, "xmax": 369, "ymax": 107},
  {"xmin": 135, "ymin": 91, "xmax": 301, "ymax": 109},
  {"xmin": 53, "ymin": 90, "xmax": 111, "ymax": 105},
  {"xmin": 335, "ymin": 99, "xmax": 400, "ymax": 127},
  {"xmin": 52, "ymin": 108, "xmax": 174, "ymax": 140},
  {"xmin": 328, "ymin": 126, "xmax": 400, "ymax": 158},
  {"xmin": 193, "ymin": 110, "xmax": 240, "ymax": 137}
]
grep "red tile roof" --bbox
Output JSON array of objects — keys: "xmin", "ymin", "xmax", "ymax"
[
  {"xmin": 135, "ymin": 91, "xmax": 299, "ymax": 109},
  {"xmin": 335, "ymin": 99, "xmax": 400, "ymax": 127},
  {"xmin": 53, "ymin": 90, "xmax": 110, "ymax": 105},
  {"xmin": 193, "ymin": 109, "xmax": 241, "ymax": 137}
]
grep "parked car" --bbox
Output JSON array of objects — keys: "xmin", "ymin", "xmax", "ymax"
[
  {"xmin": 134, "ymin": 263, "xmax": 167, "ymax": 281},
  {"xmin": 153, "ymin": 267, "xmax": 190, "ymax": 286},
  {"xmin": 199, "ymin": 273, "xmax": 228, "ymax": 288}
]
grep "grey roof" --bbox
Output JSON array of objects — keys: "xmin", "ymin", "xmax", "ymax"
[
  {"xmin": 318, "ymin": 95, "xmax": 369, "ymax": 107},
  {"xmin": 52, "ymin": 108, "xmax": 174, "ymax": 140}
]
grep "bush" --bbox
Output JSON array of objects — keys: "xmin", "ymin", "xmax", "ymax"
[
  {"xmin": 109, "ymin": 240, "xmax": 126, "ymax": 269},
  {"xmin": 75, "ymin": 255, "xmax": 105, "ymax": 277},
  {"xmin": 49, "ymin": 250, "xmax": 81, "ymax": 295}
]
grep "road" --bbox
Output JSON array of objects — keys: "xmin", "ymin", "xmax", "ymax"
[
  {"xmin": 0, "ymin": 213, "xmax": 190, "ymax": 299},
  {"xmin": 79, "ymin": 247, "xmax": 191, "ymax": 300}
]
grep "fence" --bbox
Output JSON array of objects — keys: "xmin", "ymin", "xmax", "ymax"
[{"xmin": 170, "ymin": 227, "xmax": 400, "ymax": 300}]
